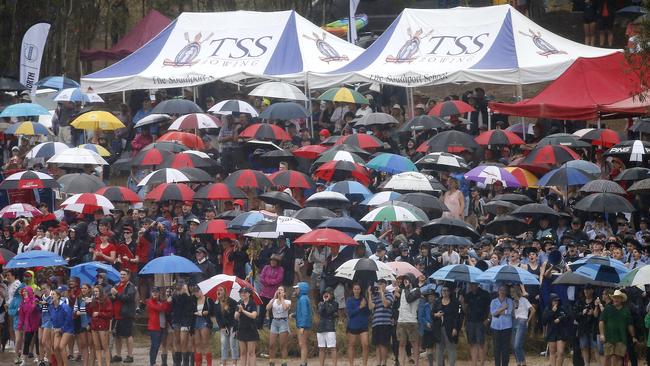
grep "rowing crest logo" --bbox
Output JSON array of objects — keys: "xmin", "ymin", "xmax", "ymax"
[
  {"xmin": 519, "ymin": 29, "xmax": 567, "ymax": 57},
  {"xmin": 303, "ymin": 32, "xmax": 349, "ymax": 63},
  {"xmin": 164, "ymin": 32, "xmax": 214, "ymax": 67},
  {"xmin": 386, "ymin": 28, "xmax": 433, "ymax": 63}
]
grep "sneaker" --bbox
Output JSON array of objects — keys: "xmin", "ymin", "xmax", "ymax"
[
  {"xmin": 75, "ymin": 355, "xmax": 82, "ymax": 362},
  {"xmin": 111, "ymin": 356, "xmax": 123, "ymax": 363},
  {"xmin": 124, "ymin": 356, "xmax": 134, "ymax": 363},
  {"xmin": 67, "ymin": 355, "xmax": 74, "ymax": 361},
  {"xmin": 28, "ymin": 353, "xmax": 34, "ymax": 359},
  {"xmin": 15, "ymin": 356, "xmax": 23, "ymax": 365}
]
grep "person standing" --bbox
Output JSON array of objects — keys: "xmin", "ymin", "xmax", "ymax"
[
  {"xmin": 511, "ymin": 287, "xmax": 534, "ymax": 366},
  {"xmin": 50, "ymin": 288, "xmax": 74, "ymax": 366},
  {"xmin": 543, "ymin": 294, "xmax": 568, "ymax": 366},
  {"xmin": 214, "ymin": 287, "xmax": 238, "ymax": 366},
  {"xmin": 433, "ymin": 286, "xmax": 462, "ymax": 366},
  {"xmin": 110, "ymin": 269, "xmax": 136, "ymax": 363},
  {"xmin": 87, "ymin": 285, "xmax": 112, "ymax": 366},
  {"xmin": 442, "ymin": 177, "xmax": 464, "ymax": 220},
  {"xmin": 369, "ymin": 279, "xmax": 394, "ymax": 366},
  {"xmin": 259, "ymin": 254, "xmax": 285, "ymax": 329},
  {"xmin": 575, "ymin": 285, "xmax": 599, "ymax": 366},
  {"xmin": 266, "ymin": 286, "xmax": 291, "ymax": 366},
  {"xmin": 192, "ymin": 286, "xmax": 214, "ymax": 366},
  {"xmin": 17, "ymin": 287, "xmax": 40, "ymax": 366},
  {"xmin": 346, "ymin": 283, "xmax": 371, "ymax": 366},
  {"xmin": 73, "ymin": 284, "xmax": 93, "ymax": 366},
  {"xmin": 293, "ymin": 282, "xmax": 312, "ymax": 366},
  {"xmin": 463, "ymin": 283, "xmax": 490, "ymax": 366},
  {"xmin": 316, "ymin": 288, "xmax": 338, "ymax": 366},
  {"xmin": 396, "ymin": 274, "xmax": 421, "ymax": 366},
  {"xmin": 146, "ymin": 288, "xmax": 171, "ymax": 366},
  {"xmin": 599, "ymin": 290, "xmax": 637, "ymax": 366},
  {"xmin": 171, "ymin": 282, "xmax": 194, "ymax": 366},
  {"xmin": 235, "ymin": 288, "xmax": 259, "ymax": 366},
  {"xmin": 490, "ymin": 286, "xmax": 514, "ymax": 366}
]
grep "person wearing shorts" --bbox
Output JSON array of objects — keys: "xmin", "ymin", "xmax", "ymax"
[
  {"xmin": 596, "ymin": 0, "xmax": 615, "ymax": 47},
  {"xmin": 370, "ymin": 279, "xmax": 394, "ymax": 366},
  {"xmin": 346, "ymin": 283, "xmax": 371, "ymax": 366},
  {"xmin": 266, "ymin": 286, "xmax": 291, "ymax": 366},
  {"xmin": 464, "ymin": 283, "xmax": 490, "ymax": 366},
  {"xmin": 110, "ymin": 269, "xmax": 136, "ymax": 363},
  {"xmin": 396, "ymin": 275, "xmax": 421, "ymax": 366},
  {"xmin": 600, "ymin": 290, "xmax": 636, "ymax": 366},
  {"xmin": 316, "ymin": 288, "xmax": 338, "ymax": 366}
]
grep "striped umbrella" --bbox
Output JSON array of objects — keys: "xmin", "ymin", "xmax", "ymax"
[
  {"xmin": 474, "ymin": 129, "xmax": 524, "ymax": 146},
  {"xmin": 361, "ymin": 191, "xmax": 403, "ymax": 206},
  {"xmin": 430, "ymin": 264, "xmax": 483, "ymax": 283},
  {"xmin": 142, "ymin": 141, "xmax": 190, "ymax": 153},
  {"xmin": 293, "ymin": 145, "xmax": 328, "ymax": 159},
  {"xmin": 78, "ymin": 144, "xmax": 111, "ymax": 157},
  {"xmin": 198, "ymin": 274, "xmax": 262, "ymax": 305},
  {"xmin": 326, "ymin": 180, "xmax": 373, "ymax": 201},
  {"xmin": 335, "ymin": 258, "xmax": 396, "ymax": 283},
  {"xmin": 314, "ymin": 150, "xmax": 365, "ymax": 165},
  {"xmin": 228, "ymin": 211, "xmax": 275, "ymax": 233},
  {"xmin": 416, "ymin": 130, "xmax": 479, "ymax": 153},
  {"xmin": 225, "ymin": 169, "xmax": 273, "ymax": 190},
  {"xmin": 208, "ymin": 100, "xmax": 259, "ymax": 116},
  {"xmin": 159, "ymin": 152, "xmax": 219, "ymax": 169},
  {"xmin": 361, "ymin": 204, "xmax": 426, "ymax": 223},
  {"xmin": 168, "ymin": 113, "xmax": 222, "ymax": 130},
  {"xmin": 335, "ymin": 134, "xmax": 383, "ymax": 150},
  {"xmin": 318, "ymin": 87, "xmax": 369, "ymax": 104},
  {"xmin": 477, "ymin": 265, "xmax": 540, "ymax": 285},
  {"xmin": 415, "ymin": 152, "xmax": 468, "ymax": 172},
  {"xmin": 245, "ymin": 216, "xmax": 311, "ymax": 239},
  {"xmin": 0, "ymin": 170, "xmax": 59, "ymax": 190},
  {"xmin": 132, "ymin": 148, "xmax": 174, "ymax": 167},
  {"xmin": 138, "ymin": 168, "xmax": 193, "ymax": 187},
  {"xmin": 578, "ymin": 128, "xmax": 621, "ymax": 148},
  {"xmin": 36, "ymin": 76, "xmax": 79, "ymax": 90},
  {"xmin": 193, "ymin": 219, "xmax": 237, "ymax": 239},
  {"xmin": 157, "ymin": 131, "xmax": 205, "ymax": 150},
  {"xmin": 134, "ymin": 114, "xmax": 171, "ymax": 128},
  {"xmin": 464, "ymin": 165, "xmax": 520, "ymax": 188},
  {"xmin": 619, "ymin": 266, "xmax": 650, "ymax": 287},
  {"xmin": 574, "ymin": 263, "xmax": 629, "ymax": 283},
  {"xmin": 4, "ymin": 121, "xmax": 51, "ymax": 135},
  {"xmin": 604, "ymin": 140, "xmax": 650, "ymax": 163},
  {"xmin": 270, "ymin": 170, "xmax": 315, "ymax": 189},
  {"xmin": 367, "ymin": 153, "xmax": 417, "ymax": 174},
  {"xmin": 54, "ymin": 88, "xmax": 104, "ymax": 103},
  {"xmin": 0, "ymin": 203, "xmax": 42, "ymax": 218},
  {"xmin": 504, "ymin": 167, "xmax": 538, "ymax": 187},
  {"xmin": 315, "ymin": 161, "xmax": 370, "ymax": 185},
  {"xmin": 521, "ymin": 145, "xmax": 581, "ymax": 166},
  {"xmin": 26, "ymin": 142, "xmax": 69, "ymax": 159},
  {"xmin": 60, "ymin": 193, "xmax": 115, "ymax": 214},
  {"xmin": 145, "ymin": 183, "xmax": 195, "ymax": 201},
  {"xmin": 427, "ymin": 100, "xmax": 475, "ymax": 118},
  {"xmin": 239, "ymin": 123, "xmax": 291, "ymax": 141},
  {"xmin": 95, "ymin": 186, "xmax": 141, "ymax": 203},
  {"xmin": 194, "ymin": 183, "xmax": 246, "ymax": 201}
]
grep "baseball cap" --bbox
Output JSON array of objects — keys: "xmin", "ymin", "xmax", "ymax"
[
  {"xmin": 319, "ymin": 129, "xmax": 331, "ymax": 137},
  {"xmin": 392, "ymin": 104, "xmax": 401, "ymax": 109},
  {"xmin": 233, "ymin": 199, "xmax": 245, "ymax": 207},
  {"xmin": 415, "ymin": 103, "xmax": 425, "ymax": 109}
]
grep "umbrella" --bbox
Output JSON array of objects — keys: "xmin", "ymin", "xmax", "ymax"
[
  {"xmin": 47, "ymin": 148, "xmax": 108, "ymax": 165},
  {"xmin": 552, "ymin": 272, "xmax": 618, "ymax": 287},
  {"xmin": 0, "ymin": 103, "xmax": 50, "ymax": 118},
  {"xmin": 36, "ymin": 76, "xmax": 79, "ymax": 90},
  {"xmin": 259, "ymin": 191, "xmax": 302, "ymax": 210},
  {"xmin": 292, "ymin": 207, "xmax": 337, "ymax": 228},
  {"xmin": 69, "ymin": 262, "xmax": 120, "ymax": 285},
  {"xmin": 382, "ymin": 172, "xmax": 442, "ymax": 192},
  {"xmin": 57, "ymin": 173, "xmax": 106, "ymax": 194},
  {"xmin": 54, "ymin": 88, "xmax": 104, "ymax": 103},
  {"xmin": 562, "ymin": 160, "xmax": 601, "ymax": 176},
  {"xmin": 157, "ymin": 131, "xmax": 205, "ymax": 150},
  {"xmin": 520, "ymin": 145, "xmax": 581, "ymax": 166},
  {"xmin": 318, "ymin": 217, "xmax": 366, "ymax": 234},
  {"xmin": 260, "ymin": 150, "xmax": 295, "ymax": 166},
  {"xmin": 619, "ymin": 266, "xmax": 650, "ymax": 287},
  {"xmin": 353, "ymin": 112, "xmax": 399, "ymax": 127},
  {"xmin": 159, "ymin": 152, "xmax": 219, "ymax": 170},
  {"xmin": 142, "ymin": 141, "xmax": 190, "ymax": 153},
  {"xmin": 361, "ymin": 191, "xmax": 403, "ymax": 206},
  {"xmin": 60, "ymin": 193, "xmax": 114, "ymax": 214},
  {"xmin": 209, "ymin": 100, "xmax": 259, "ymax": 116},
  {"xmin": 475, "ymin": 129, "xmax": 524, "ymax": 146},
  {"xmin": 0, "ymin": 203, "xmax": 42, "ymax": 218},
  {"xmin": 335, "ymin": 258, "xmax": 396, "ymax": 283},
  {"xmin": 573, "ymin": 263, "xmax": 630, "ymax": 284},
  {"xmin": 293, "ymin": 145, "xmax": 328, "ymax": 159},
  {"xmin": 315, "ymin": 160, "xmax": 370, "ymax": 185},
  {"xmin": 361, "ymin": 205, "xmax": 426, "ymax": 223},
  {"xmin": 4, "ymin": 121, "xmax": 51, "ymax": 135},
  {"xmin": 194, "ymin": 183, "xmax": 246, "ymax": 201},
  {"xmin": 95, "ymin": 186, "xmax": 141, "ymax": 203},
  {"xmin": 224, "ymin": 169, "xmax": 273, "ymax": 190},
  {"xmin": 574, "ymin": 193, "xmax": 635, "ymax": 213},
  {"xmin": 245, "ymin": 216, "xmax": 311, "ymax": 239},
  {"xmin": 492, "ymin": 193, "xmax": 533, "ymax": 205},
  {"xmin": 484, "ymin": 215, "xmax": 529, "ymax": 235},
  {"xmin": 326, "ymin": 180, "xmax": 373, "ymax": 202},
  {"xmin": 151, "ymin": 99, "xmax": 203, "ymax": 115},
  {"xmin": 318, "ymin": 87, "xmax": 369, "ymax": 104},
  {"xmin": 506, "ymin": 122, "xmax": 535, "ymax": 137},
  {"xmin": 579, "ymin": 128, "xmax": 621, "ymax": 147},
  {"xmin": 615, "ymin": 167, "xmax": 650, "ymax": 181},
  {"xmin": 132, "ymin": 148, "xmax": 174, "ymax": 167},
  {"xmin": 430, "ymin": 264, "xmax": 483, "ymax": 283},
  {"xmin": 511, "ymin": 203, "xmax": 559, "ymax": 220},
  {"xmin": 259, "ymin": 102, "xmax": 309, "ymax": 120},
  {"xmin": 168, "ymin": 113, "xmax": 221, "ymax": 130},
  {"xmin": 134, "ymin": 114, "xmax": 171, "ymax": 128},
  {"xmin": 421, "ymin": 217, "xmax": 480, "ymax": 240},
  {"xmin": 616, "ymin": 5, "xmax": 648, "ymax": 19},
  {"xmin": 239, "ymin": 123, "xmax": 290, "ymax": 141},
  {"xmin": 631, "ymin": 119, "xmax": 650, "ymax": 134},
  {"xmin": 417, "ymin": 130, "xmax": 479, "ymax": 153},
  {"xmin": 249, "ymin": 81, "xmax": 308, "ymax": 101},
  {"xmin": 193, "ymin": 220, "xmax": 237, "ymax": 239},
  {"xmin": 335, "ymin": 134, "xmax": 383, "ymax": 150},
  {"xmin": 398, "ymin": 115, "xmax": 448, "ymax": 132},
  {"xmin": 25, "ymin": 142, "xmax": 69, "ymax": 160},
  {"xmin": 377, "ymin": 201, "xmax": 429, "ymax": 222},
  {"xmin": 396, "ymin": 193, "xmax": 448, "ymax": 215},
  {"xmin": 538, "ymin": 166, "xmax": 594, "ymax": 187},
  {"xmin": 579, "ymin": 179, "xmax": 626, "ymax": 194},
  {"xmin": 568, "ymin": 255, "xmax": 628, "ymax": 271},
  {"xmin": 139, "ymin": 255, "xmax": 202, "ymax": 274},
  {"xmin": 228, "ymin": 211, "xmax": 274, "ymax": 232},
  {"xmin": 0, "ymin": 248, "xmax": 16, "ymax": 265},
  {"xmin": 305, "ymin": 191, "xmax": 351, "ymax": 210},
  {"xmin": 628, "ymin": 178, "xmax": 650, "ymax": 193},
  {"xmin": 5, "ymin": 250, "xmax": 67, "ymax": 269},
  {"xmin": 78, "ymin": 144, "xmax": 111, "ymax": 157},
  {"xmin": 483, "ymin": 200, "xmax": 519, "ymax": 215},
  {"xmin": 428, "ymin": 235, "xmax": 473, "ymax": 247},
  {"xmin": 428, "ymin": 100, "xmax": 475, "ymax": 117},
  {"xmin": 294, "ymin": 228, "xmax": 357, "ymax": 247},
  {"xmin": 504, "ymin": 167, "xmax": 538, "ymax": 187},
  {"xmin": 324, "ymin": 144, "xmax": 372, "ymax": 158},
  {"xmin": 464, "ymin": 165, "xmax": 520, "ymax": 188},
  {"xmin": 314, "ymin": 150, "xmax": 365, "ymax": 165},
  {"xmin": 387, "ymin": 261, "xmax": 423, "ymax": 278},
  {"xmin": 415, "ymin": 152, "xmax": 468, "ymax": 172},
  {"xmin": 145, "ymin": 183, "xmax": 195, "ymax": 201},
  {"xmin": 71, "ymin": 111, "xmax": 125, "ymax": 131},
  {"xmin": 0, "ymin": 170, "xmax": 59, "ymax": 190},
  {"xmin": 604, "ymin": 140, "xmax": 650, "ymax": 163},
  {"xmin": 270, "ymin": 170, "xmax": 314, "ymax": 189},
  {"xmin": 198, "ymin": 274, "xmax": 262, "ymax": 305},
  {"xmin": 477, "ymin": 265, "xmax": 540, "ymax": 285},
  {"xmin": 138, "ymin": 168, "xmax": 193, "ymax": 186},
  {"xmin": 537, "ymin": 133, "xmax": 591, "ymax": 148},
  {"xmin": 0, "ymin": 76, "xmax": 27, "ymax": 91},
  {"xmin": 367, "ymin": 153, "xmax": 417, "ymax": 174}
]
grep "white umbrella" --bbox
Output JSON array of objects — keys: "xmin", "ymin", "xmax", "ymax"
[
  {"xmin": 134, "ymin": 114, "xmax": 171, "ymax": 128},
  {"xmin": 47, "ymin": 148, "xmax": 108, "ymax": 165},
  {"xmin": 26, "ymin": 142, "xmax": 70, "ymax": 159},
  {"xmin": 138, "ymin": 168, "xmax": 191, "ymax": 187},
  {"xmin": 249, "ymin": 81, "xmax": 308, "ymax": 101},
  {"xmin": 209, "ymin": 99, "xmax": 259, "ymax": 117},
  {"xmin": 53, "ymin": 88, "xmax": 104, "ymax": 103},
  {"xmin": 244, "ymin": 216, "xmax": 311, "ymax": 239},
  {"xmin": 361, "ymin": 191, "xmax": 402, "ymax": 206},
  {"xmin": 382, "ymin": 172, "xmax": 439, "ymax": 192}
]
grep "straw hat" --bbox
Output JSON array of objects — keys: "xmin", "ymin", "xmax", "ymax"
[{"xmin": 612, "ymin": 289, "xmax": 627, "ymax": 302}]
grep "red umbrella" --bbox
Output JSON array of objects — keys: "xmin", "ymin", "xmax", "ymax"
[
  {"xmin": 0, "ymin": 203, "xmax": 42, "ymax": 218},
  {"xmin": 145, "ymin": 183, "xmax": 194, "ymax": 201},
  {"xmin": 335, "ymin": 134, "xmax": 383, "ymax": 150},
  {"xmin": 580, "ymin": 128, "xmax": 621, "ymax": 148},
  {"xmin": 475, "ymin": 129, "xmax": 525, "ymax": 146},
  {"xmin": 224, "ymin": 169, "xmax": 273, "ymax": 190},
  {"xmin": 194, "ymin": 183, "xmax": 247, "ymax": 201},
  {"xmin": 95, "ymin": 186, "xmax": 141, "ymax": 203},
  {"xmin": 192, "ymin": 219, "xmax": 236, "ymax": 239},
  {"xmin": 293, "ymin": 145, "xmax": 328, "ymax": 159},
  {"xmin": 314, "ymin": 160, "xmax": 370, "ymax": 185},
  {"xmin": 270, "ymin": 170, "xmax": 315, "ymax": 189},
  {"xmin": 157, "ymin": 131, "xmax": 205, "ymax": 150},
  {"xmin": 239, "ymin": 123, "xmax": 290, "ymax": 141},
  {"xmin": 428, "ymin": 100, "xmax": 475, "ymax": 117},
  {"xmin": 520, "ymin": 145, "xmax": 581, "ymax": 166},
  {"xmin": 169, "ymin": 113, "xmax": 222, "ymax": 130},
  {"xmin": 159, "ymin": 152, "xmax": 218, "ymax": 169},
  {"xmin": 60, "ymin": 193, "xmax": 114, "ymax": 214},
  {"xmin": 132, "ymin": 148, "xmax": 174, "ymax": 167},
  {"xmin": 294, "ymin": 228, "xmax": 358, "ymax": 247},
  {"xmin": 0, "ymin": 170, "xmax": 59, "ymax": 190}
]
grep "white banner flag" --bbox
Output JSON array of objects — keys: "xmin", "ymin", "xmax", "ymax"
[
  {"xmin": 20, "ymin": 22, "xmax": 51, "ymax": 98},
  {"xmin": 348, "ymin": 0, "xmax": 360, "ymax": 44}
]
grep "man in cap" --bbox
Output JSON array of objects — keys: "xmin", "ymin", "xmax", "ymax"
[
  {"xmin": 193, "ymin": 247, "xmax": 216, "ymax": 284},
  {"xmin": 599, "ymin": 289, "xmax": 637, "ymax": 366},
  {"xmin": 369, "ymin": 244, "xmax": 389, "ymax": 263},
  {"xmin": 177, "ymin": 201, "xmax": 198, "ymax": 226}
]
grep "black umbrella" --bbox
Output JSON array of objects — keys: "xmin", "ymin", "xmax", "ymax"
[
  {"xmin": 334, "ymin": 258, "xmax": 395, "ymax": 284},
  {"xmin": 353, "ymin": 112, "xmax": 399, "ymax": 127},
  {"xmin": 421, "ymin": 217, "xmax": 480, "ymax": 241},
  {"xmin": 318, "ymin": 217, "xmax": 365, "ymax": 234},
  {"xmin": 259, "ymin": 191, "xmax": 302, "ymax": 210},
  {"xmin": 615, "ymin": 167, "xmax": 650, "ymax": 181},
  {"xmin": 604, "ymin": 140, "xmax": 650, "ymax": 162},
  {"xmin": 511, "ymin": 203, "xmax": 559, "ymax": 220},
  {"xmin": 415, "ymin": 152, "xmax": 469, "ymax": 172},
  {"xmin": 483, "ymin": 200, "xmax": 519, "ymax": 215},
  {"xmin": 484, "ymin": 215, "xmax": 528, "ymax": 236},
  {"xmin": 292, "ymin": 207, "xmax": 337, "ymax": 227},
  {"xmin": 217, "ymin": 210, "xmax": 241, "ymax": 220},
  {"xmin": 579, "ymin": 179, "xmax": 626, "ymax": 194},
  {"xmin": 57, "ymin": 173, "xmax": 106, "ymax": 194},
  {"xmin": 398, "ymin": 115, "xmax": 449, "ymax": 132},
  {"xmin": 151, "ymin": 99, "xmax": 203, "ymax": 115},
  {"xmin": 574, "ymin": 193, "xmax": 635, "ymax": 213},
  {"xmin": 552, "ymin": 271, "xmax": 618, "ymax": 287},
  {"xmin": 260, "ymin": 149, "xmax": 296, "ymax": 166},
  {"xmin": 616, "ymin": 5, "xmax": 648, "ymax": 19},
  {"xmin": 537, "ymin": 133, "xmax": 591, "ymax": 148},
  {"xmin": 628, "ymin": 178, "xmax": 650, "ymax": 193},
  {"xmin": 324, "ymin": 144, "xmax": 371, "ymax": 158},
  {"xmin": 0, "ymin": 77, "xmax": 27, "ymax": 92},
  {"xmin": 177, "ymin": 167, "xmax": 214, "ymax": 182},
  {"xmin": 492, "ymin": 193, "xmax": 533, "ymax": 205},
  {"xmin": 396, "ymin": 193, "xmax": 448, "ymax": 218},
  {"xmin": 259, "ymin": 102, "xmax": 309, "ymax": 120},
  {"xmin": 142, "ymin": 141, "xmax": 190, "ymax": 153},
  {"xmin": 420, "ymin": 130, "xmax": 479, "ymax": 153},
  {"xmin": 428, "ymin": 235, "xmax": 473, "ymax": 247}
]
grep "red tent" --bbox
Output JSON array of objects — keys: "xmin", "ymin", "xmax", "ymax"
[
  {"xmin": 601, "ymin": 94, "xmax": 650, "ymax": 115},
  {"xmin": 490, "ymin": 53, "xmax": 644, "ymax": 121},
  {"xmin": 80, "ymin": 10, "xmax": 171, "ymax": 61}
]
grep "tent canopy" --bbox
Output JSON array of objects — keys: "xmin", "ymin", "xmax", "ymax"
[
  {"xmin": 80, "ymin": 10, "xmax": 172, "ymax": 61},
  {"xmin": 80, "ymin": 10, "xmax": 364, "ymax": 93},
  {"xmin": 309, "ymin": 5, "xmax": 615, "ymax": 88},
  {"xmin": 490, "ymin": 53, "xmax": 645, "ymax": 121},
  {"xmin": 601, "ymin": 94, "xmax": 650, "ymax": 116}
]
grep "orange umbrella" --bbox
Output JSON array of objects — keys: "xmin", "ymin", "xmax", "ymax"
[{"xmin": 504, "ymin": 167, "xmax": 539, "ymax": 188}]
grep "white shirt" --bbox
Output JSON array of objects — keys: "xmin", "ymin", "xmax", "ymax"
[
  {"xmin": 441, "ymin": 251, "xmax": 460, "ymax": 266},
  {"xmin": 271, "ymin": 299, "xmax": 291, "ymax": 318},
  {"xmin": 397, "ymin": 289, "xmax": 419, "ymax": 324},
  {"xmin": 514, "ymin": 297, "xmax": 532, "ymax": 320}
]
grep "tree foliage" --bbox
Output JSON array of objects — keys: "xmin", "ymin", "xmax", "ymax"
[{"xmin": 624, "ymin": 0, "xmax": 650, "ymax": 101}]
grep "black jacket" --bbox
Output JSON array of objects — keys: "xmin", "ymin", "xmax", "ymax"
[
  {"xmin": 433, "ymin": 298, "xmax": 463, "ymax": 343},
  {"xmin": 214, "ymin": 298, "xmax": 238, "ymax": 329},
  {"xmin": 317, "ymin": 299, "xmax": 338, "ymax": 333},
  {"xmin": 112, "ymin": 281, "xmax": 137, "ymax": 319},
  {"xmin": 171, "ymin": 292, "xmax": 196, "ymax": 327}
]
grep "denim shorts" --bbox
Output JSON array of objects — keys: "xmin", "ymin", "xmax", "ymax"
[
  {"xmin": 270, "ymin": 318, "xmax": 289, "ymax": 334},
  {"xmin": 579, "ymin": 334, "xmax": 598, "ymax": 349},
  {"xmin": 194, "ymin": 317, "xmax": 209, "ymax": 330},
  {"xmin": 41, "ymin": 317, "xmax": 53, "ymax": 329}
]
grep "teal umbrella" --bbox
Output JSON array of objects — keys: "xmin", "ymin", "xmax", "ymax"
[
  {"xmin": 367, "ymin": 153, "xmax": 417, "ymax": 174},
  {"xmin": 0, "ymin": 103, "xmax": 50, "ymax": 117}
]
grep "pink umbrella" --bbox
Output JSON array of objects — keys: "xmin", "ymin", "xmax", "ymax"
[
  {"xmin": 387, "ymin": 261, "xmax": 423, "ymax": 279},
  {"xmin": 198, "ymin": 274, "xmax": 262, "ymax": 305}
]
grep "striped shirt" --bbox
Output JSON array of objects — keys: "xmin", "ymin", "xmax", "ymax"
[{"xmin": 371, "ymin": 291, "xmax": 394, "ymax": 327}]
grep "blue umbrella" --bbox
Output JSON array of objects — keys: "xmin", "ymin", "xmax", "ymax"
[
  {"xmin": 6, "ymin": 250, "xmax": 67, "ymax": 269},
  {"xmin": 477, "ymin": 265, "xmax": 540, "ymax": 285},
  {"xmin": 326, "ymin": 180, "xmax": 372, "ymax": 202},
  {"xmin": 574, "ymin": 263, "xmax": 629, "ymax": 284},
  {"xmin": 0, "ymin": 103, "xmax": 50, "ymax": 117},
  {"xmin": 36, "ymin": 76, "xmax": 80, "ymax": 90},
  {"xmin": 259, "ymin": 102, "xmax": 309, "ymax": 120},
  {"xmin": 139, "ymin": 255, "xmax": 201, "ymax": 275},
  {"xmin": 69, "ymin": 261, "xmax": 120, "ymax": 285},
  {"xmin": 430, "ymin": 264, "xmax": 483, "ymax": 283},
  {"xmin": 563, "ymin": 160, "xmax": 601, "ymax": 176},
  {"xmin": 227, "ymin": 211, "xmax": 269, "ymax": 232},
  {"xmin": 367, "ymin": 153, "xmax": 418, "ymax": 174},
  {"xmin": 538, "ymin": 166, "xmax": 594, "ymax": 187},
  {"xmin": 568, "ymin": 255, "xmax": 628, "ymax": 272},
  {"xmin": 318, "ymin": 216, "xmax": 366, "ymax": 234}
]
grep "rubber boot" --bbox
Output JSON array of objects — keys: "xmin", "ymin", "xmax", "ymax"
[
  {"xmin": 189, "ymin": 352, "xmax": 195, "ymax": 366},
  {"xmin": 427, "ymin": 353, "xmax": 433, "ymax": 366},
  {"xmin": 173, "ymin": 352, "xmax": 182, "ymax": 366},
  {"xmin": 205, "ymin": 353, "xmax": 212, "ymax": 366},
  {"xmin": 50, "ymin": 354, "xmax": 58, "ymax": 366},
  {"xmin": 161, "ymin": 354, "xmax": 168, "ymax": 366},
  {"xmin": 194, "ymin": 353, "xmax": 202, "ymax": 366},
  {"xmin": 182, "ymin": 352, "xmax": 191, "ymax": 366}
]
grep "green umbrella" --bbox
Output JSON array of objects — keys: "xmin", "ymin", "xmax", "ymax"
[{"xmin": 318, "ymin": 87, "xmax": 369, "ymax": 104}]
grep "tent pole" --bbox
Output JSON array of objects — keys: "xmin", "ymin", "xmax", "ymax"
[
  {"xmin": 407, "ymin": 87, "xmax": 415, "ymax": 119},
  {"xmin": 516, "ymin": 84, "xmax": 524, "ymax": 143},
  {"xmin": 487, "ymin": 106, "xmax": 492, "ymax": 130},
  {"xmin": 193, "ymin": 86, "xmax": 197, "ymax": 103},
  {"xmin": 122, "ymin": 91, "xmax": 126, "ymax": 104},
  {"xmin": 304, "ymin": 74, "xmax": 313, "ymax": 138}
]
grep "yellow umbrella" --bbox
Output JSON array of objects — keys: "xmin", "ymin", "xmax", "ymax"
[
  {"xmin": 78, "ymin": 144, "xmax": 111, "ymax": 157},
  {"xmin": 71, "ymin": 111, "xmax": 125, "ymax": 131},
  {"xmin": 504, "ymin": 167, "xmax": 539, "ymax": 188}
]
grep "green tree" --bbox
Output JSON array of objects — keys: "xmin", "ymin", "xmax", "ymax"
[{"xmin": 625, "ymin": 0, "xmax": 650, "ymax": 101}]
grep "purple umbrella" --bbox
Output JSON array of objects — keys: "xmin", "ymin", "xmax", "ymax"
[{"xmin": 464, "ymin": 165, "xmax": 521, "ymax": 188}]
